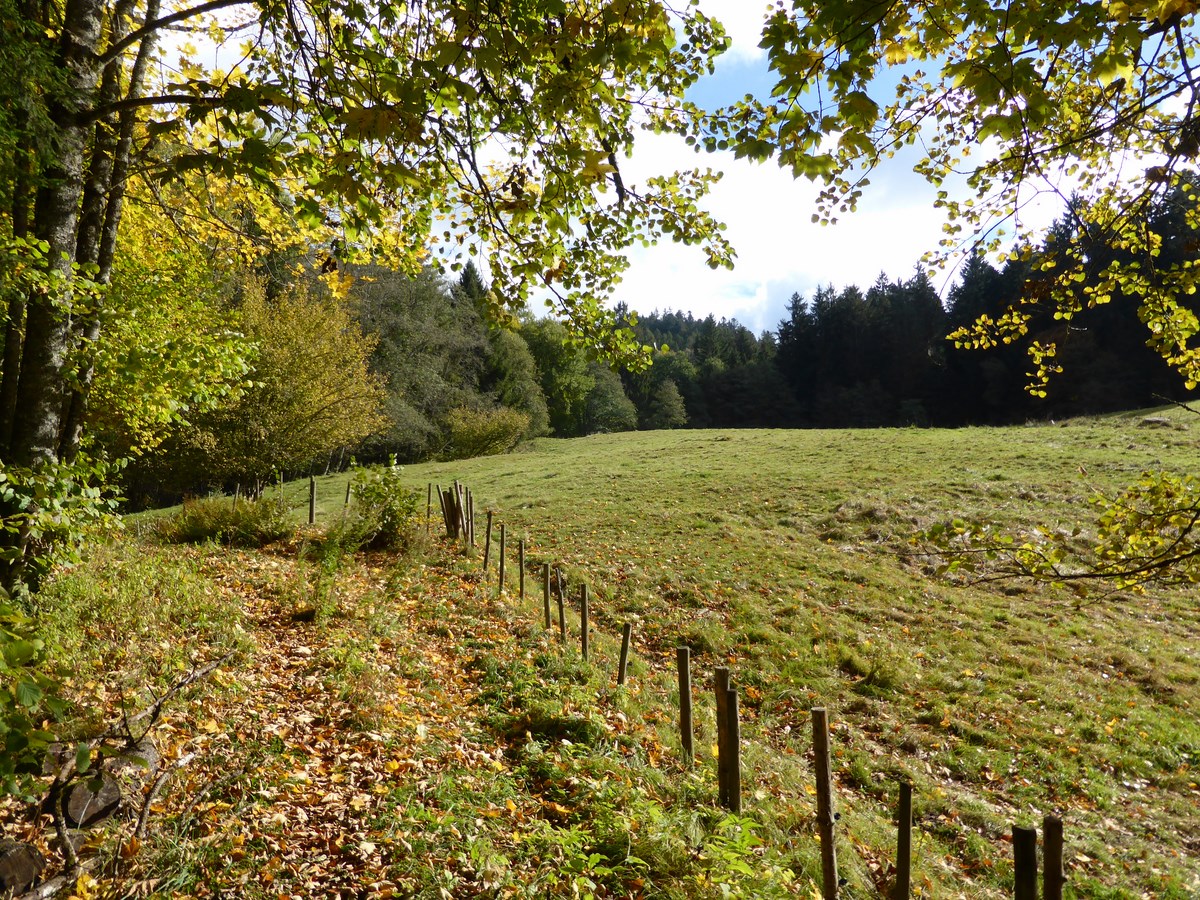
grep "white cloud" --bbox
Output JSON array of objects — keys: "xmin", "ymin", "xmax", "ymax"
[
  {"xmin": 695, "ymin": 0, "xmax": 772, "ymax": 65},
  {"xmin": 614, "ymin": 133, "xmax": 956, "ymax": 332}
]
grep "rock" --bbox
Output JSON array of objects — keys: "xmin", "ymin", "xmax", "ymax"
[{"xmin": 0, "ymin": 839, "xmax": 45, "ymax": 894}]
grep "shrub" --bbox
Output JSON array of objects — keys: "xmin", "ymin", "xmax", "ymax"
[
  {"xmin": 443, "ymin": 406, "xmax": 529, "ymax": 460},
  {"xmin": 341, "ymin": 463, "xmax": 423, "ymax": 551},
  {"xmin": 0, "ymin": 596, "xmax": 63, "ymax": 798},
  {"xmin": 156, "ymin": 495, "xmax": 294, "ymax": 547}
]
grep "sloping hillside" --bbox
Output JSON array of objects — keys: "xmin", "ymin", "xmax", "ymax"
[{"xmin": 3, "ymin": 413, "xmax": 1197, "ymax": 898}]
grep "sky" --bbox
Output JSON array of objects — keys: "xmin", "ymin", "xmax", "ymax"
[{"xmin": 608, "ymin": 1, "xmax": 1050, "ymax": 334}]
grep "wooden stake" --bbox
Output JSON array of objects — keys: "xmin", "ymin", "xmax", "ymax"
[
  {"xmin": 498, "ymin": 523, "xmax": 506, "ymax": 593},
  {"xmin": 617, "ymin": 623, "xmax": 632, "ymax": 686},
  {"xmin": 726, "ymin": 685, "xmax": 741, "ymax": 813},
  {"xmin": 483, "ymin": 510, "xmax": 493, "ymax": 569},
  {"xmin": 715, "ymin": 667, "xmax": 730, "ymax": 808},
  {"xmin": 469, "ymin": 489, "xmax": 475, "ymax": 545},
  {"xmin": 677, "ymin": 647, "xmax": 693, "ymax": 766},
  {"xmin": 894, "ymin": 781, "xmax": 912, "ymax": 900},
  {"xmin": 425, "ymin": 482, "xmax": 431, "ymax": 528},
  {"xmin": 542, "ymin": 563, "xmax": 552, "ymax": 629},
  {"xmin": 308, "ymin": 475, "xmax": 316, "ymax": 525},
  {"xmin": 1013, "ymin": 825, "xmax": 1038, "ymax": 900},
  {"xmin": 519, "ymin": 539, "xmax": 525, "ymax": 598},
  {"xmin": 346, "ymin": 479, "xmax": 353, "ymax": 507},
  {"xmin": 1043, "ymin": 815, "xmax": 1064, "ymax": 900},
  {"xmin": 556, "ymin": 567, "xmax": 566, "ymax": 643},
  {"xmin": 580, "ymin": 584, "xmax": 589, "ymax": 660},
  {"xmin": 812, "ymin": 707, "xmax": 839, "ymax": 899}
]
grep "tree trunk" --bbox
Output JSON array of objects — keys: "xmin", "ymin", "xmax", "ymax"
[
  {"xmin": 59, "ymin": 0, "xmax": 159, "ymax": 461},
  {"xmin": 8, "ymin": 0, "xmax": 107, "ymax": 468}
]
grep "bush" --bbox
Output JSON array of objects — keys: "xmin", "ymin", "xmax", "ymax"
[
  {"xmin": 443, "ymin": 406, "xmax": 529, "ymax": 460},
  {"xmin": 156, "ymin": 495, "xmax": 294, "ymax": 547},
  {"xmin": 0, "ymin": 596, "xmax": 62, "ymax": 798},
  {"xmin": 342, "ymin": 463, "xmax": 423, "ymax": 551}
]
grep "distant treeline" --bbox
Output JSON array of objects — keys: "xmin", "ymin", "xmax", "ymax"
[
  {"xmin": 632, "ymin": 192, "xmax": 1200, "ymax": 430},
  {"xmin": 118, "ymin": 188, "xmax": 1199, "ymax": 506}
]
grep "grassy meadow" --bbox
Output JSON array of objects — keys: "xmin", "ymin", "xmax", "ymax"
[
  {"xmin": 6, "ymin": 410, "xmax": 1198, "ymax": 899},
  {"xmin": 391, "ymin": 412, "xmax": 1199, "ymax": 897}
]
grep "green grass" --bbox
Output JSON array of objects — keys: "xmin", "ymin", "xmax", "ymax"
[
  {"xmin": 380, "ymin": 412, "xmax": 1200, "ymax": 898},
  {"xmin": 106, "ymin": 409, "xmax": 1200, "ymax": 897}
]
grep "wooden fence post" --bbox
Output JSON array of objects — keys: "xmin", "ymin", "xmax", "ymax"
[
  {"xmin": 425, "ymin": 482, "xmax": 431, "ymax": 529},
  {"xmin": 617, "ymin": 623, "xmax": 632, "ymax": 686},
  {"xmin": 1013, "ymin": 825, "xmax": 1038, "ymax": 900},
  {"xmin": 498, "ymin": 523, "xmax": 506, "ymax": 594},
  {"xmin": 726, "ymin": 684, "xmax": 741, "ymax": 813},
  {"xmin": 456, "ymin": 483, "xmax": 468, "ymax": 539},
  {"xmin": 543, "ymin": 563, "xmax": 552, "ymax": 629},
  {"xmin": 715, "ymin": 667, "xmax": 730, "ymax": 808},
  {"xmin": 519, "ymin": 539, "xmax": 526, "ymax": 599},
  {"xmin": 466, "ymin": 489, "xmax": 474, "ymax": 546},
  {"xmin": 483, "ymin": 510, "xmax": 493, "ymax": 569},
  {"xmin": 894, "ymin": 781, "xmax": 912, "ymax": 900},
  {"xmin": 308, "ymin": 475, "xmax": 316, "ymax": 525},
  {"xmin": 346, "ymin": 480, "xmax": 353, "ymax": 507},
  {"xmin": 579, "ymin": 585, "xmax": 589, "ymax": 660},
  {"xmin": 812, "ymin": 707, "xmax": 839, "ymax": 900},
  {"xmin": 1043, "ymin": 815, "xmax": 1064, "ymax": 900},
  {"xmin": 556, "ymin": 567, "xmax": 566, "ymax": 643},
  {"xmin": 677, "ymin": 647, "xmax": 693, "ymax": 766}
]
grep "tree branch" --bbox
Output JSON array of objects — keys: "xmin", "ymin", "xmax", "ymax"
[
  {"xmin": 98, "ymin": 0, "xmax": 251, "ymax": 65},
  {"xmin": 77, "ymin": 94, "xmax": 225, "ymax": 125}
]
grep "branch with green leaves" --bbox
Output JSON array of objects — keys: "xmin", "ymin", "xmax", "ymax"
[{"xmin": 916, "ymin": 470, "xmax": 1200, "ymax": 597}]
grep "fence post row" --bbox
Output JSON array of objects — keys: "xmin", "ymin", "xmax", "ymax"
[{"xmin": 419, "ymin": 490, "xmax": 1069, "ymax": 900}]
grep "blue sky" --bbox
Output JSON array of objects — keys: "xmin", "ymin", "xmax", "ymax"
[{"xmin": 609, "ymin": 1, "xmax": 1063, "ymax": 334}]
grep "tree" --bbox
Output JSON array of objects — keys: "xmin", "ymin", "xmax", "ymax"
[
  {"xmin": 0, "ymin": 0, "xmax": 734, "ymax": 588},
  {"xmin": 144, "ymin": 277, "xmax": 385, "ymax": 497},
  {"xmin": 522, "ymin": 318, "xmax": 596, "ymax": 437},
  {"xmin": 354, "ymin": 266, "xmax": 489, "ymax": 462},
  {"xmin": 581, "ymin": 361, "xmax": 638, "ymax": 434}
]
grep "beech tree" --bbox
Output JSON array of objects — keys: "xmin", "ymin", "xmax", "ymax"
[{"xmin": 0, "ymin": 0, "xmax": 732, "ymax": 588}]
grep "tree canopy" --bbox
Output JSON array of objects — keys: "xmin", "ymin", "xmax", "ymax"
[{"xmin": 0, "ymin": 0, "xmax": 738, "ymax": 589}]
